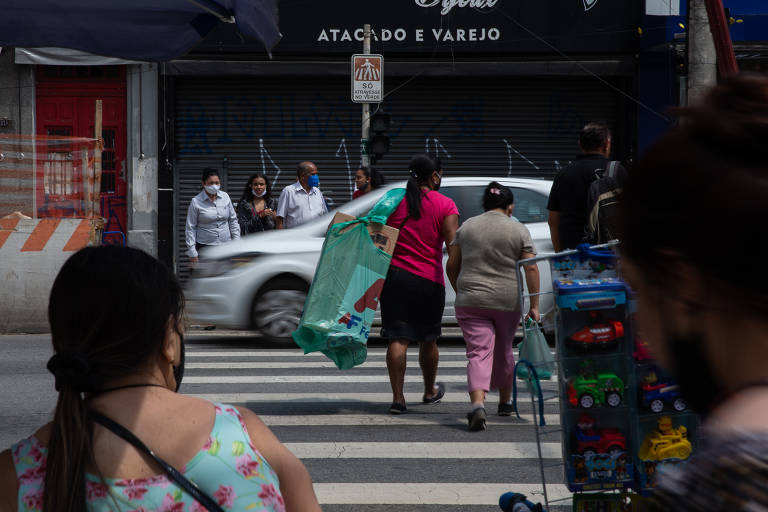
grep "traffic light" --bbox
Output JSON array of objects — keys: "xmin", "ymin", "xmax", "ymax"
[{"xmin": 370, "ymin": 112, "xmax": 391, "ymax": 162}]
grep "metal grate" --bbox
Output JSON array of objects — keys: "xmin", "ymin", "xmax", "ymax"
[{"xmin": 172, "ymin": 75, "xmax": 625, "ymax": 278}]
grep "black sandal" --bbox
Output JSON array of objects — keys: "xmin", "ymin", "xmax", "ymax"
[
  {"xmin": 422, "ymin": 382, "xmax": 445, "ymax": 404},
  {"xmin": 389, "ymin": 402, "xmax": 407, "ymax": 414}
]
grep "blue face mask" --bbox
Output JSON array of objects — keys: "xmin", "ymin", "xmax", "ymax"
[{"xmin": 307, "ymin": 174, "xmax": 320, "ymax": 188}]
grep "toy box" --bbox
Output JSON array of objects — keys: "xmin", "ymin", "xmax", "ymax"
[
  {"xmin": 565, "ymin": 410, "xmax": 634, "ymax": 491},
  {"xmin": 634, "ymin": 413, "xmax": 699, "ymax": 491},
  {"xmin": 563, "ymin": 358, "xmax": 628, "ymax": 410},
  {"xmin": 554, "ymin": 278, "xmax": 627, "ymax": 311},
  {"xmin": 573, "ymin": 493, "xmax": 636, "ymax": 511},
  {"xmin": 636, "ymin": 364, "xmax": 687, "ymax": 415}
]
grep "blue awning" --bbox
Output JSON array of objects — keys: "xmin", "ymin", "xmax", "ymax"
[{"xmin": 0, "ymin": 0, "xmax": 280, "ymax": 62}]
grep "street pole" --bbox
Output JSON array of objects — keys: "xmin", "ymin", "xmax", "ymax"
[
  {"xmin": 687, "ymin": 0, "xmax": 717, "ymax": 105},
  {"xmin": 361, "ymin": 23, "xmax": 371, "ymax": 168}
]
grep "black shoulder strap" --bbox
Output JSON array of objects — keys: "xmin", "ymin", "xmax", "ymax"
[{"xmin": 90, "ymin": 411, "xmax": 225, "ymax": 512}]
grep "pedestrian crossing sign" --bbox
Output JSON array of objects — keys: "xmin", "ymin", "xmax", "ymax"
[{"xmin": 351, "ymin": 54, "xmax": 383, "ymax": 103}]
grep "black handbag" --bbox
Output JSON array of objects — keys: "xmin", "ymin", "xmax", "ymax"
[{"xmin": 90, "ymin": 411, "xmax": 225, "ymax": 512}]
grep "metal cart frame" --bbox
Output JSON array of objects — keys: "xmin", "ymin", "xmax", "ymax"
[{"xmin": 513, "ymin": 242, "xmax": 621, "ymax": 510}]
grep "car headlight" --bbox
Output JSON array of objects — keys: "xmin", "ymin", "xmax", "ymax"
[{"xmin": 194, "ymin": 253, "xmax": 262, "ymax": 278}]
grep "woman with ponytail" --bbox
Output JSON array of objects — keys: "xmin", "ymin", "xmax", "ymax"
[
  {"xmin": 0, "ymin": 246, "xmax": 320, "ymax": 512},
  {"xmin": 380, "ymin": 154, "xmax": 460, "ymax": 415}
]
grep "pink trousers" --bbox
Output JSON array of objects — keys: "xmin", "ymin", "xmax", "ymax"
[{"xmin": 456, "ymin": 306, "xmax": 521, "ymax": 393}]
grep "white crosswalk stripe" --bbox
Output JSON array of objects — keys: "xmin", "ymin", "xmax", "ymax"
[
  {"xmin": 186, "ymin": 349, "xmax": 555, "ymax": 358},
  {"xmin": 190, "ymin": 392, "xmax": 557, "ymax": 403},
  {"xmin": 187, "ymin": 374, "xmax": 457, "ymax": 383},
  {"xmin": 187, "ymin": 374, "xmax": 494, "ymax": 383},
  {"xmin": 186, "ymin": 360, "xmax": 471, "ymax": 369},
  {"xmin": 313, "ymin": 483, "xmax": 571, "ymax": 505},
  {"xmin": 183, "ymin": 344, "xmax": 564, "ymax": 509},
  {"xmin": 186, "ymin": 361, "xmax": 559, "ymax": 380},
  {"xmin": 286, "ymin": 442, "xmax": 562, "ymax": 459},
  {"xmin": 187, "ymin": 350, "xmax": 470, "ymax": 358},
  {"xmin": 260, "ymin": 414, "xmax": 561, "ymax": 426}
]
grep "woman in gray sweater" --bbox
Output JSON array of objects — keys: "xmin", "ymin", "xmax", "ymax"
[{"xmin": 447, "ymin": 181, "xmax": 540, "ymax": 431}]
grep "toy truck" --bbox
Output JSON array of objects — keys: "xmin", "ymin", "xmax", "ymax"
[{"xmin": 567, "ymin": 370, "xmax": 624, "ymax": 409}]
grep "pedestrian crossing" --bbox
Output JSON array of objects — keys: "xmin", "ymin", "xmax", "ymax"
[{"xmin": 183, "ymin": 342, "xmax": 568, "ymax": 511}]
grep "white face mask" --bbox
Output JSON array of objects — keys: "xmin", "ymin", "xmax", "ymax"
[
  {"xmin": 204, "ymin": 184, "xmax": 220, "ymax": 195},
  {"xmin": 253, "ymin": 189, "xmax": 267, "ymax": 197}
]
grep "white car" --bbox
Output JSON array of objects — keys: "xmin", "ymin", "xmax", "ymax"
[{"xmin": 186, "ymin": 177, "xmax": 554, "ymax": 341}]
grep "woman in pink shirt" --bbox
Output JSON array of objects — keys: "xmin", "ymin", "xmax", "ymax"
[{"xmin": 381, "ymin": 154, "xmax": 459, "ymax": 414}]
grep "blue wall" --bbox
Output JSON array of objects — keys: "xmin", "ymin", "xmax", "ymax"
[
  {"xmin": 637, "ymin": 0, "xmax": 768, "ymax": 153},
  {"xmin": 637, "ymin": 52, "xmax": 678, "ymax": 153}
]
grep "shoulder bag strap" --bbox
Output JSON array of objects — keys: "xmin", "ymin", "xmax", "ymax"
[{"xmin": 90, "ymin": 411, "xmax": 225, "ymax": 512}]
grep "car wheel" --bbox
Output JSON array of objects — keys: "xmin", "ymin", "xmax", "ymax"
[
  {"xmin": 650, "ymin": 399, "xmax": 665, "ymax": 413},
  {"xmin": 606, "ymin": 392, "xmax": 622, "ymax": 407},
  {"xmin": 252, "ymin": 277, "xmax": 309, "ymax": 343},
  {"xmin": 673, "ymin": 398, "xmax": 687, "ymax": 411},
  {"xmin": 579, "ymin": 394, "xmax": 594, "ymax": 409}
]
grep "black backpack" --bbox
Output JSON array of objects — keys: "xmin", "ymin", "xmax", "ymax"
[{"xmin": 584, "ymin": 161, "xmax": 622, "ymax": 245}]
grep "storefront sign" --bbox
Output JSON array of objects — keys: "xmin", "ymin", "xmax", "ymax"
[
  {"xmin": 194, "ymin": 0, "xmax": 641, "ymax": 56},
  {"xmin": 414, "ymin": 0, "xmax": 499, "ymax": 15},
  {"xmin": 351, "ymin": 54, "xmax": 383, "ymax": 103}
]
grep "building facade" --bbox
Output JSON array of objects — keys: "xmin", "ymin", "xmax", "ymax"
[
  {"xmin": 163, "ymin": 0, "xmax": 643, "ymax": 276},
  {"xmin": 3, "ymin": 0, "xmax": 766, "ymax": 284}
]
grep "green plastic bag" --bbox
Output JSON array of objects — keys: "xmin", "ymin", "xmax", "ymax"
[
  {"xmin": 517, "ymin": 317, "xmax": 555, "ymax": 380},
  {"xmin": 292, "ymin": 189, "xmax": 406, "ymax": 369}
]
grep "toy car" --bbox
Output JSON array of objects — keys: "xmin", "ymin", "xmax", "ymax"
[
  {"xmin": 569, "ymin": 312, "xmax": 624, "ymax": 347},
  {"xmin": 641, "ymin": 372, "xmax": 686, "ymax": 413},
  {"xmin": 633, "ymin": 337, "xmax": 654, "ymax": 361},
  {"xmin": 638, "ymin": 416, "xmax": 692, "ymax": 461},
  {"xmin": 574, "ymin": 414, "xmax": 627, "ymax": 457},
  {"xmin": 567, "ymin": 367, "xmax": 624, "ymax": 409}
]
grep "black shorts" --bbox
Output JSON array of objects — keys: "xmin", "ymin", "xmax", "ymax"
[{"xmin": 380, "ymin": 265, "xmax": 445, "ymax": 343}]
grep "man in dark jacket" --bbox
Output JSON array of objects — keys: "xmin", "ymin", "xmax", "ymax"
[{"xmin": 547, "ymin": 123, "xmax": 626, "ymax": 251}]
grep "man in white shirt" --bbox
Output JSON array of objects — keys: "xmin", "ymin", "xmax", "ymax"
[{"xmin": 276, "ymin": 161, "xmax": 328, "ymax": 229}]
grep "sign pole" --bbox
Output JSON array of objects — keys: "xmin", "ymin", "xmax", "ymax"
[
  {"xmin": 91, "ymin": 99, "xmax": 104, "ymax": 245},
  {"xmin": 361, "ymin": 23, "xmax": 371, "ymax": 168}
]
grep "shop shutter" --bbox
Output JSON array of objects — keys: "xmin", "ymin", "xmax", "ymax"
[{"xmin": 173, "ymin": 75, "xmax": 621, "ymax": 276}]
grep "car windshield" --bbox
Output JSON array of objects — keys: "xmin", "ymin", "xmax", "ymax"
[
  {"xmin": 298, "ymin": 181, "xmax": 549, "ymax": 237},
  {"xmin": 439, "ymin": 185, "xmax": 549, "ymax": 224}
]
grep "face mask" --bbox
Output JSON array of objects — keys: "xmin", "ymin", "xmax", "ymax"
[
  {"xmin": 253, "ymin": 189, "xmax": 267, "ymax": 197},
  {"xmin": 663, "ymin": 330, "xmax": 722, "ymax": 416},
  {"xmin": 307, "ymin": 174, "xmax": 320, "ymax": 188},
  {"xmin": 433, "ymin": 175, "xmax": 442, "ymax": 192},
  {"xmin": 173, "ymin": 332, "xmax": 185, "ymax": 392},
  {"xmin": 204, "ymin": 184, "xmax": 220, "ymax": 195}
]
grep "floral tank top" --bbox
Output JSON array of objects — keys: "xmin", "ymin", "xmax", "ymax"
[{"xmin": 11, "ymin": 404, "xmax": 285, "ymax": 512}]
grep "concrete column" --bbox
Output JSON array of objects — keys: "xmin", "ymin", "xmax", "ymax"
[
  {"xmin": 687, "ymin": 0, "xmax": 717, "ymax": 105},
  {"xmin": 126, "ymin": 63, "xmax": 159, "ymax": 256},
  {"xmin": 0, "ymin": 49, "xmax": 35, "ymax": 136}
]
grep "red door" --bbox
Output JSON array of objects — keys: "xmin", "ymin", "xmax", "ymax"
[{"xmin": 36, "ymin": 66, "xmax": 127, "ymax": 245}]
